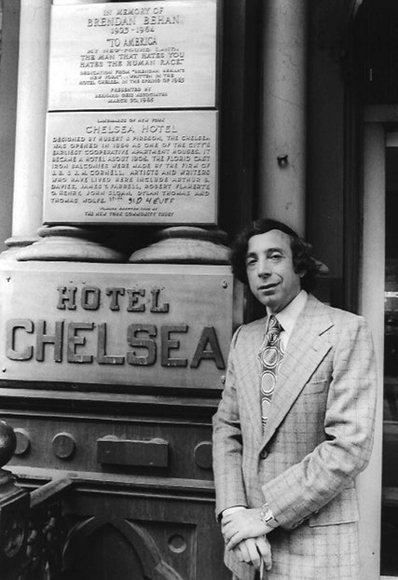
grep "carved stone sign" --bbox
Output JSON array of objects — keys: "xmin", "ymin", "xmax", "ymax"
[
  {"xmin": 48, "ymin": 0, "xmax": 218, "ymax": 110},
  {"xmin": 43, "ymin": 110, "xmax": 218, "ymax": 225},
  {"xmin": 0, "ymin": 263, "xmax": 238, "ymax": 390}
]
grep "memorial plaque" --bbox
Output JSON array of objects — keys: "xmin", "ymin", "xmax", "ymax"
[
  {"xmin": 43, "ymin": 110, "xmax": 218, "ymax": 225},
  {"xmin": 48, "ymin": 0, "xmax": 218, "ymax": 110},
  {"xmin": 0, "ymin": 263, "xmax": 238, "ymax": 390}
]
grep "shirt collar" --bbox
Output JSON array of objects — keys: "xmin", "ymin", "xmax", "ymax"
[{"xmin": 268, "ymin": 290, "xmax": 308, "ymax": 337}]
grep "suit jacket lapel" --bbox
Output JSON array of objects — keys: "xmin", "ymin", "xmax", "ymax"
[
  {"xmin": 261, "ymin": 295, "xmax": 333, "ymax": 448},
  {"xmin": 239, "ymin": 316, "xmax": 266, "ymax": 447}
]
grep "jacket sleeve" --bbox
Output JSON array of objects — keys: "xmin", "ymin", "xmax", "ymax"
[
  {"xmin": 212, "ymin": 327, "xmax": 248, "ymax": 519},
  {"xmin": 262, "ymin": 316, "xmax": 377, "ymax": 530}
]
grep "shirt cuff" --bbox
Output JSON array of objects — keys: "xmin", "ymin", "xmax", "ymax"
[{"xmin": 221, "ymin": 506, "xmax": 247, "ymax": 519}]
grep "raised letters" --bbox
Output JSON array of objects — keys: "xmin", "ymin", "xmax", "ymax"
[
  {"xmin": 67, "ymin": 322, "xmax": 94, "ymax": 363},
  {"xmin": 5, "ymin": 319, "xmax": 224, "ymax": 370},
  {"xmin": 161, "ymin": 324, "xmax": 188, "ymax": 367},
  {"xmin": 190, "ymin": 326, "xmax": 225, "ymax": 369},
  {"xmin": 56, "ymin": 284, "xmax": 169, "ymax": 313},
  {"xmin": 3, "ymin": 271, "xmax": 230, "ymax": 388},
  {"xmin": 6, "ymin": 319, "xmax": 34, "ymax": 361},
  {"xmin": 36, "ymin": 320, "xmax": 64, "ymax": 362},
  {"xmin": 97, "ymin": 323, "xmax": 125, "ymax": 364},
  {"xmin": 127, "ymin": 324, "xmax": 157, "ymax": 365}
]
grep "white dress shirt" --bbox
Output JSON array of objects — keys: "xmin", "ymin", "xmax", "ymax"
[{"xmin": 270, "ymin": 289, "xmax": 308, "ymax": 351}]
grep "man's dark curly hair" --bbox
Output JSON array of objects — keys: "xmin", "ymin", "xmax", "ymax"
[{"xmin": 230, "ymin": 218, "xmax": 320, "ymax": 292}]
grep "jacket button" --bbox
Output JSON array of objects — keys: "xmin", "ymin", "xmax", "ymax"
[{"xmin": 260, "ymin": 449, "xmax": 268, "ymax": 459}]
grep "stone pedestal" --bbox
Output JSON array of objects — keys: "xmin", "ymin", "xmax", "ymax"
[
  {"xmin": 0, "ymin": 236, "xmax": 41, "ymax": 261},
  {"xmin": 16, "ymin": 226, "xmax": 126, "ymax": 262},
  {"xmin": 130, "ymin": 227, "xmax": 230, "ymax": 264}
]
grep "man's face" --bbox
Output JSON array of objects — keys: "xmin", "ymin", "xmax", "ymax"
[{"xmin": 245, "ymin": 229, "xmax": 302, "ymax": 313}]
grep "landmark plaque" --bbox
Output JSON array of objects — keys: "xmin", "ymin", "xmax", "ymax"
[
  {"xmin": 48, "ymin": 0, "xmax": 218, "ymax": 110},
  {"xmin": 44, "ymin": 110, "xmax": 218, "ymax": 225}
]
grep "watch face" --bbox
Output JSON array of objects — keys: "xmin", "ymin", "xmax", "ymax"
[{"xmin": 260, "ymin": 508, "xmax": 272, "ymax": 521}]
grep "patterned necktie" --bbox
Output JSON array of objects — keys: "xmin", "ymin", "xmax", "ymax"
[{"xmin": 259, "ymin": 315, "xmax": 284, "ymax": 428}]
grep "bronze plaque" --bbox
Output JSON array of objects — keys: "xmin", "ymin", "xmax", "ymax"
[
  {"xmin": 43, "ymin": 110, "xmax": 218, "ymax": 225},
  {"xmin": 48, "ymin": 0, "xmax": 218, "ymax": 110},
  {"xmin": 0, "ymin": 263, "xmax": 238, "ymax": 390}
]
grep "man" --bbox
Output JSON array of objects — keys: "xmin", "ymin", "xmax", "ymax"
[{"xmin": 212, "ymin": 219, "xmax": 377, "ymax": 580}]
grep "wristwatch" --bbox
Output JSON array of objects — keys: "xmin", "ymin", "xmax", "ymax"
[{"xmin": 259, "ymin": 502, "xmax": 279, "ymax": 529}]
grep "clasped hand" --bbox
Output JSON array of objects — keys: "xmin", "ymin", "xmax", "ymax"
[{"xmin": 221, "ymin": 509, "xmax": 272, "ymax": 571}]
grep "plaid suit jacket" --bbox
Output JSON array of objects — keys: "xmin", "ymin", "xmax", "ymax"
[{"xmin": 212, "ymin": 294, "xmax": 377, "ymax": 580}]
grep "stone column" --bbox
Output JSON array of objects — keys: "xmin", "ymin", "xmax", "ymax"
[
  {"xmin": 357, "ymin": 122, "xmax": 384, "ymax": 580},
  {"xmin": 5, "ymin": 0, "xmax": 123, "ymax": 262},
  {"xmin": 258, "ymin": 0, "xmax": 308, "ymax": 235},
  {"xmin": 3, "ymin": 0, "xmax": 51, "ymax": 257}
]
